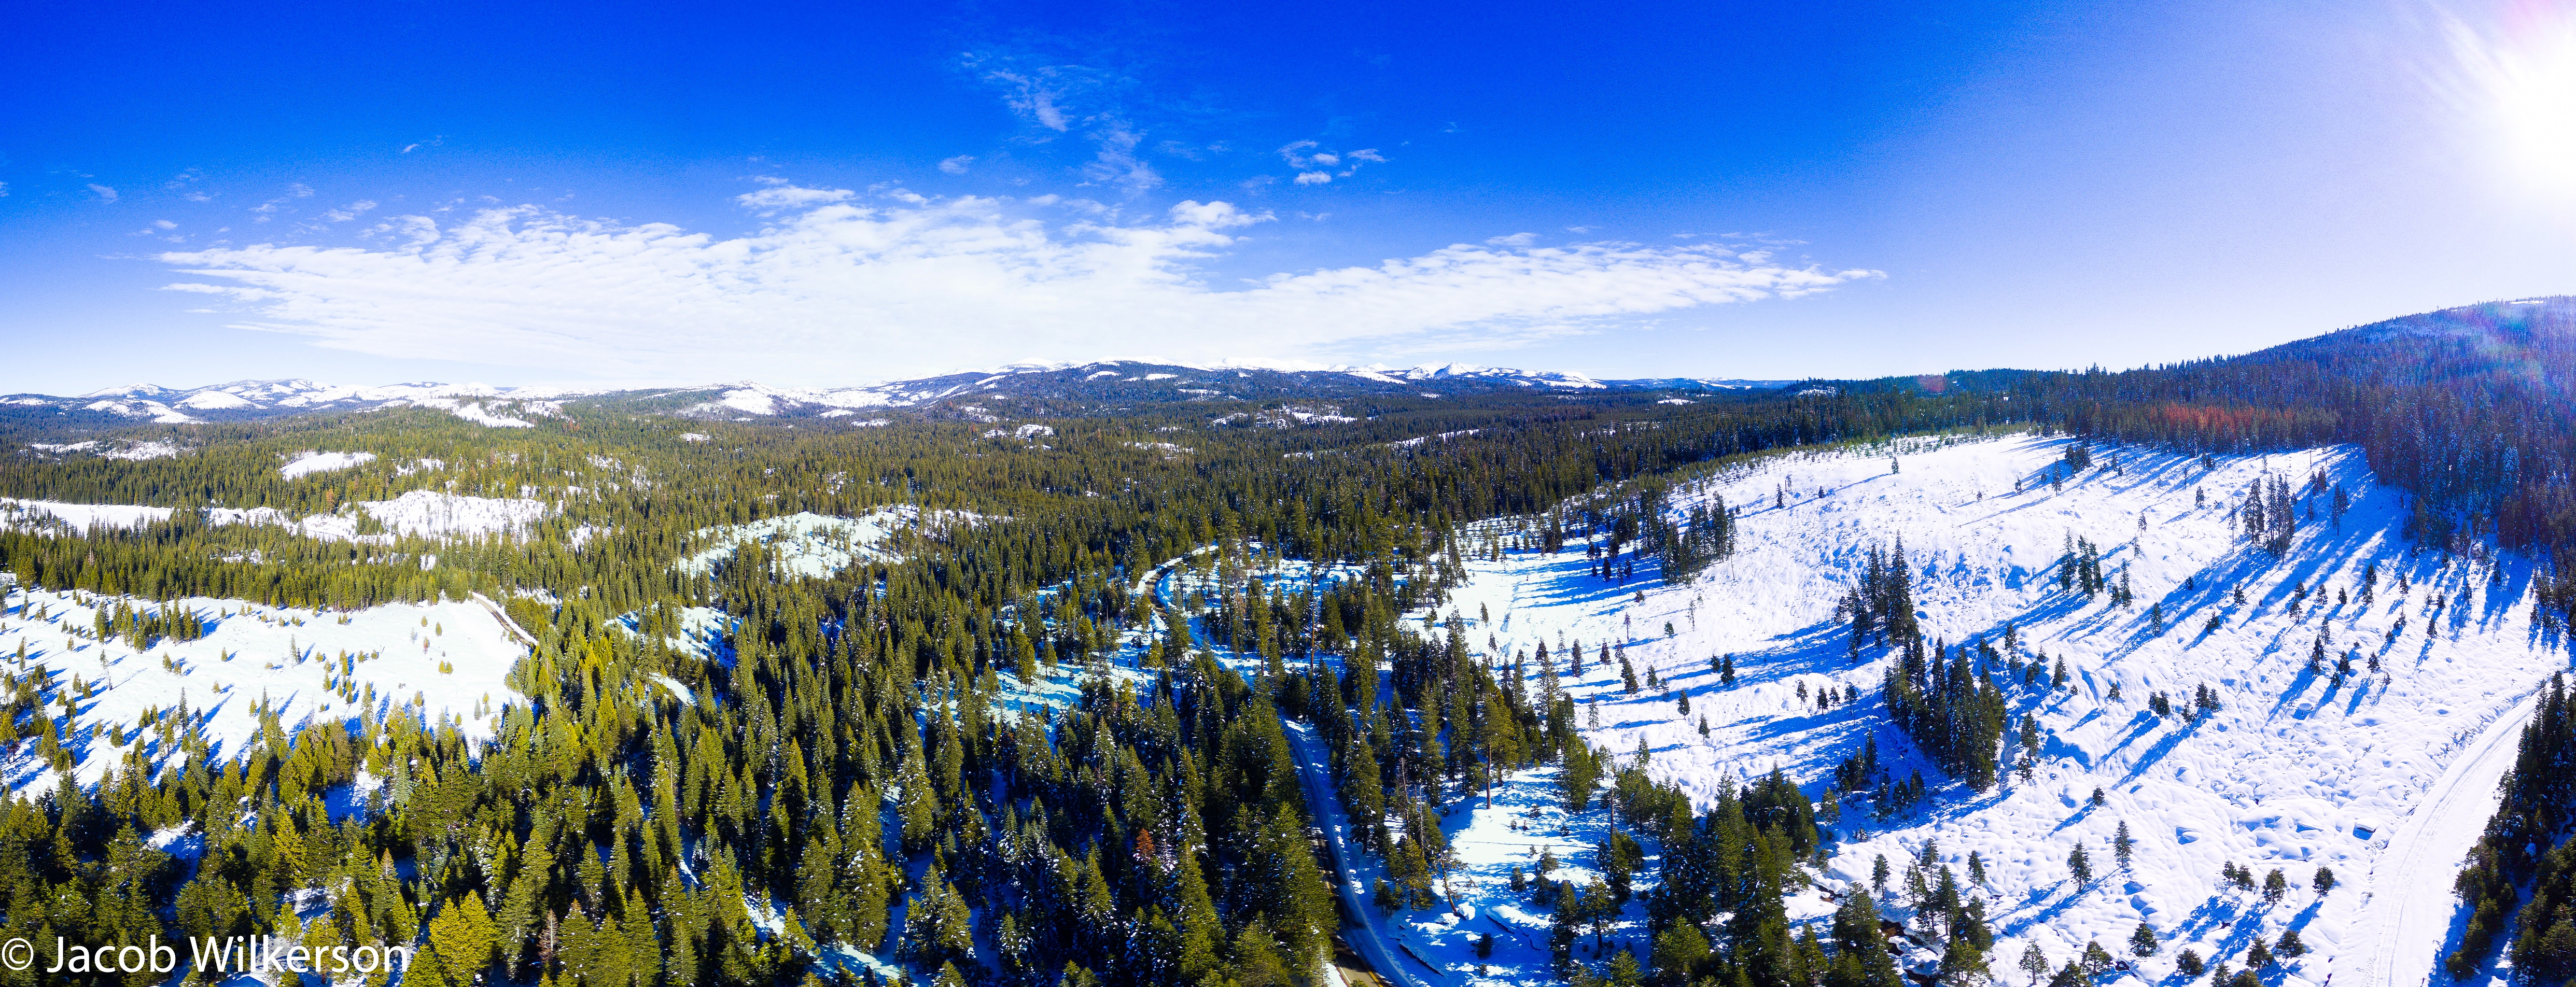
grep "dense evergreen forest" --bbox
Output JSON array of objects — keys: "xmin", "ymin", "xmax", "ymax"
[
  {"xmin": 2, "ymin": 294, "xmax": 2569, "ymax": 986},
  {"xmin": 0, "ymin": 385, "xmax": 2007, "ymax": 987}
]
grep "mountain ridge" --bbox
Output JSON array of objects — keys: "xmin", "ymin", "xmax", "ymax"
[{"xmin": 2, "ymin": 361, "xmax": 1797, "ymax": 428}]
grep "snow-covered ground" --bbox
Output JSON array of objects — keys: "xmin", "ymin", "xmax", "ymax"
[
  {"xmin": 614, "ymin": 604, "xmax": 736, "ymax": 666},
  {"xmin": 26, "ymin": 439, "xmax": 186, "ymax": 461},
  {"xmin": 1432, "ymin": 432, "xmax": 2563, "ymax": 987},
  {"xmin": 0, "ymin": 491, "xmax": 555, "ymax": 544},
  {"xmin": 677, "ymin": 506, "xmax": 968, "ymax": 579},
  {"xmin": 0, "ymin": 581, "xmax": 525, "ymax": 796},
  {"xmin": 281, "ymin": 449, "xmax": 378, "ymax": 478},
  {"xmin": 334, "ymin": 489, "xmax": 553, "ymax": 540}
]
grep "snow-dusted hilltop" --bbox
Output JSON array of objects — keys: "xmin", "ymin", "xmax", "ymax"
[
  {"xmin": 2, "ymin": 361, "xmax": 1795, "ymax": 436},
  {"xmin": 1436, "ymin": 432, "xmax": 2556, "ymax": 987},
  {"xmin": 3, "ymin": 378, "xmax": 586, "ymax": 428},
  {"xmin": 648, "ymin": 360, "xmax": 1780, "ymax": 420}
]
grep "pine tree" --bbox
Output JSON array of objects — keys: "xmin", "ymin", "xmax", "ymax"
[
  {"xmin": 2081, "ymin": 940, "xmax": 2116, "ymax": 976},
  {"xmin": 2277, "ymin": 928, "xmax": 2306, "ymax": 958},
  {"xmin": 2130, "ymin": 923, "xmax": 2159, "ymax": 956},
  {"xmin": 2020, "ymin": 941, "xmax": 2051, "ymax": 987},
  {"xmin": 2068, "ymin": 844, "xmax": 2093, "ymax": 885},
  {"xmin": 2113, "ymin": 821, "xmax": 2134, "ymax": 869}
]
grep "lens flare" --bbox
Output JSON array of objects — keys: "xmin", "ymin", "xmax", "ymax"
[{"xmin": 2448, "ymin": 3, "xmax": 2576, "ymax": 204}]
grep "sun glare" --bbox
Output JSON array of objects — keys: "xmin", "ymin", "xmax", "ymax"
[{"xmin": 2449, "ymin": 3, "xmax": 2576, "ymax": 205}]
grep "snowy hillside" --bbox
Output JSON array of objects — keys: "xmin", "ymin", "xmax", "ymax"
[
  {"xmin": 1438, "ymin": 433, "xmax": 2560, "ymax": 987},
  {"xmin": 0, "ymin": 582, "xmax": 525, "ymax": 796},
  {"xmin": 2, "ymin": 379, "xmax": 584, "ymax": 428},
  {"xmin": 1, "ymin": 490, "xmax": 556, "ymax": 544}
]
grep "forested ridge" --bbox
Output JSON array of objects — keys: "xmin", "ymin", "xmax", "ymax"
[{"xmin": 1898, "ymin": 297, "xmax": 2576, "ymax": 620}]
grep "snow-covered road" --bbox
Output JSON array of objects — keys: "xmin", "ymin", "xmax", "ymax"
[
  {"xmin": 2340, "ymin": 687, "xmax": 2538, "ymax": 987},
  {"xmin": 1286, "ymin": 721, "xmax": 1448, "ymax": 987}
]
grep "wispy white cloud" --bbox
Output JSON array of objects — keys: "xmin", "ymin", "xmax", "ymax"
[
  {"xmin": 969, "ymin": 56, "xmax": 1173, "ymax": 195},
  {"xmin": 1280, "ymin": 141, "xmax": 1386, "ymax": 182},
  {"xmin": 158, "ymin": 188, "xmax": 1878, "ymax": 385},
  {"xmin": 322, "ymin": 200, "xmax": 379, "ymax": 222},
  {"xmin": 737, "ymin": 185, "xmax": 855, "ymax": 213},
  {"xmin": 987, "ymin": 69, "xmax": 1074, "ymax": 131},
  {"xmin": 88, "ymin": 184, "xmax": 119, "ymax": 203},
  {"xmin": 939, "ymin": 156, "xmax": 976, "ymax": 174},
  {"xmin": 1486, "ymin": 232, "xmax": 1537, "ymax": 246},
  {"xmin": 1080, "ymin": 125, "xmax": 1160, "ymax": 192}
]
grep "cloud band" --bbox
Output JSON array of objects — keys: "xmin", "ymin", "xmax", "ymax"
[{"xmin": 159, "ymin": 188, "xmax": 1877, "ymax": 383}]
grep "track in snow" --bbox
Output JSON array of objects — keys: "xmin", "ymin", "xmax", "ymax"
[{"xmin": 2341, "ymin": 689, "xmax": 2537, "ymax": 987}]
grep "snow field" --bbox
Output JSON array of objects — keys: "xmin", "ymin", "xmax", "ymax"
[
  {"xmin": 677, "ymin": 506, "xmax": 970, "ymax": 579},
  {"xmin": 0, "ymin": 490, "xmax": 557, "ymax": 544},
  {"xmin": 0, "ymin": 583, "xmax": 527, "ymax": 797},
  {"xmin": 1435, "ymin": 433, "xmax": 2564, "ymax": 987},
  {"xmin": 280, "ymin": 450, "xmax": 378, "ymax": 478}
]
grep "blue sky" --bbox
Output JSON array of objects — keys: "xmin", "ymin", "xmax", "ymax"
[{"xmin": 2, "ymin": 0, "xmax": 2571, "ymax": 391}]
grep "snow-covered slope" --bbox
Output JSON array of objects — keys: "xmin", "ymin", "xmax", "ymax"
[
  {"xmin": 0, "ymin": 583, "xmax": 525, "ymax": 796},
  {"xmin": 0, "ymin": 491, "xmax": 555, "ymax": 544},
  {"xmin": 4, "ymin": 379, "xmax": 584, "ymax": 429},
  {"xmin": 1441, "ymin": 433, "xmax": 2557, "ymax": 987}
]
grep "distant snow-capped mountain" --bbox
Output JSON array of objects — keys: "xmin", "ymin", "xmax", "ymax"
[
  {"xmin": 3, "ymin": 361, "xmax": 1793, "ymax": 435},
  {"xmin": 6, "ymin": 379, "xmax": 593, "ymax": 427},
  {"xmin": 648, "ymin": 360, "xmax": 1786, "ymax": 420}
]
